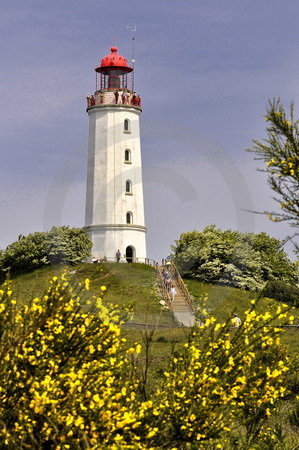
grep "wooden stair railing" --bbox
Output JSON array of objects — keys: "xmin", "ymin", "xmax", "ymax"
[{"xmin": 169, "ymin": 262, "xmax": 197, "ymax": 314}]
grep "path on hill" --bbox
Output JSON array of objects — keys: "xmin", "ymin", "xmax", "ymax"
[{"xmin": 157, "ymin": 265, "xmax": 197, "ymax": 327}]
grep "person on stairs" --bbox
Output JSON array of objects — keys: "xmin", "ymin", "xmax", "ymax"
[{"xmin": 170, "ymin": 285, "xmax": 177, "ymax": 302}]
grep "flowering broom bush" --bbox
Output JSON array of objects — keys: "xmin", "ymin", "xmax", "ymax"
[
  {"xmin": 146, "ymin": 306, "xmax": 292, "ymax": 449},
  {"xmin": 0, "ymin": 274, "xmax": 144, "ymax": 449},
  {"xmin": 0, "ymin": 273, "xmax": 297, "ymax": 448}
]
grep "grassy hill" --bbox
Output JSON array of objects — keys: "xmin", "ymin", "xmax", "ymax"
[
  {"xmin": 185, "ymin": 278, "xmax": 299, "ymax": 355},
  {"xmin": 9, "ymin": 262, "xmax": 174, "ymax": 324},
  {"xmin": 8, "ymin": 262, "xmax": 188, "ymax": 370},
  {"xmin": 7, "ymin": 262, "xmax": 299, "ymax": 355}
]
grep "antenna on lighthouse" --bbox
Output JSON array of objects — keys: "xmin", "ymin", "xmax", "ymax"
[
  {"xmin": 127, "ymin": 25, "xmax": 136, "ymax": 64},
  {"xmin": 127, "ymin": 25, "xmax": 136, "ymax": 91}
]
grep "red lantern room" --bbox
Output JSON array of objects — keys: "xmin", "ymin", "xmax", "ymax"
[{"xmin": 95, "ymin": 46, "xmax": 133, "ymax": 91}]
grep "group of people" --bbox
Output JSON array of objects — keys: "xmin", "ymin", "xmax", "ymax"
[
  {"xmin": 87, "ymin": 90, "xmax": 141, "ymax": 108},
  {"xmin": 92, "ymin": 256, "xmax": 107, "ymax": 263},
  {"xmin": 114, "ymin": 90, "xmax": 141, "ymax": 106},
  {"xmin": 161, "ymin": 267, "xmax": 177, "ymax": 302}
]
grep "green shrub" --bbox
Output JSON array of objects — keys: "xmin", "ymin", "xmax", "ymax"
[
  {"xmin": 156, "ymin": 335, "xmax": 168, "ymax": 343},
  {"xmin": 172, "ymin": 226, "xmax": 298, "ymax": 291},
  {"xmin": 0, "ymin": 226, "xmax": 92, "ymax": 279},
  {"xmin": 260, "ymin": 280, "xmax": 299, "ymax": 306}
]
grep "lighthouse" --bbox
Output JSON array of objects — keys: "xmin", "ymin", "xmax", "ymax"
[{"xmin": 85, "ymin": 46, "xmax": 147, "ymax": 262}]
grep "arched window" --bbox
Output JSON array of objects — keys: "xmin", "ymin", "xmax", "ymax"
[
  {"xmin": 124, "ymin": 149, "xmax": 131, "ymax": 162},
  {"xmin": 124, "ymin": 118, "xmax": 130, "ymax": 133},
  {"xmin": 126, "ymin": 212, "xmax": 133, "ymax": 224},
  {"xmin": 125, "ymin": 180, "xmax": 132, "ymax": 193}
]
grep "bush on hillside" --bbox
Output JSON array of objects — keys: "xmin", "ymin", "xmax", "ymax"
[
  {"xmin": 0, "ymin": 226, "xmax": 92, "ymax": 279},
  {"xmin": 172, "ymin": 225, "xmax": 298, "ymax": 291},
  {"xmin": 0, "ymin": 273, "xmax": 297, "ymax": 448},
  {"xmin": 260, "ymin": 280, "xmax": 299, "ymax": 306},
  {"xmin": 45, "ymin": 226, "xmax": 92, "ymax": 265}
]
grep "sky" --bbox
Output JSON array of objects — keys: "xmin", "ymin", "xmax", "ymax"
[{"xmin": 1, "ymin": 0, "xmax": 299, "ymax": 262}]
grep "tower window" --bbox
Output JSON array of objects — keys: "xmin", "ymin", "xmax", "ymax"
[
  {"xmin": 124, "ymin": 149, "xmax": 131, "ymax": 163},
  {"xmin": 124, "ymin": 119, "xmax": 131, "ymax": 133},
  {"xmin": 126, "ymin": 212, "xmax": 133, "ymax": 224},
  {"xmin": 125, "ymin": 180, "xmax": 132, "ymax": 194}
]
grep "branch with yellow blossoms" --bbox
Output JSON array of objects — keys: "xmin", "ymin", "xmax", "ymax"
[
  {"xmin": 138, "ymin": 302, "xmax": 296, "ymax": 449},
  {"xmin": 247, "ymin": 98, "xmax": 299, "ymax": 252}
]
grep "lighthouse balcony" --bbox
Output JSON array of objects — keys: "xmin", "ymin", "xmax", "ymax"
[{"xmin": 86, "ymin": 91, "xmax": 142, "ymax": 110}]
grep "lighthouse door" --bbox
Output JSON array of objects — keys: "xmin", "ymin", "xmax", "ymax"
[{"xmin": 125, "ymin": 246, "xmax": 134, "ymax": 263}]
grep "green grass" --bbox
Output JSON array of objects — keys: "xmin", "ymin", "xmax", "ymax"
[
  {"xmin": 7, "ymin": 263, "xmax": 299, "ymax": 354},
  {"xmin": 184, "ymin": 279, "xmax": 257, "ymax": 320},
  {"xmin": 184, "ymin": 278, "xmax": 299, "ymax": 354},
  {"xmin": 9, "ymin": 262, "xmax": 175, "ymax": 326}
]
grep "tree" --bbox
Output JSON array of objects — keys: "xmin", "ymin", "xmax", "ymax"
[
  {"xmin": 45, "ymin": 226, "xmax": 92, "ymax": 265},
  {"xmin": 0, "ymin": 226, "xmax": 92, "ymax": 278},
  {"xmin": 1, "ymin": 231, "xmax": 47, "ymax": 275},
  {"xmin": 247, "ymin": 98, "xmax": 299, "ymax": 252},
  {"xmin": 172, "ymin": 225, "xmax": 298, "ymax": 291}
]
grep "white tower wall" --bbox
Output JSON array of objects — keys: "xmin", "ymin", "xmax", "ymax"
[{"xmin": 85, "ymin": 99, "xmax": 147, "ymax": 262}]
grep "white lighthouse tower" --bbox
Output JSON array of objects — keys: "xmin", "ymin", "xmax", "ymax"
[{"xmin": 85, "ymin": 46, "xmax": 147, "ymax": 262}]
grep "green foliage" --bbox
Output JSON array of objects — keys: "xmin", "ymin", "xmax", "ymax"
[
  {"xmin": 172, "ymin": 225, "xmax": 297, "ymax": 291},
  {"xmin": 260, "ymin": 280, "xmax": 299, "ymax": 306},
  {"xmin": 247, "ymin": 98, "xmax": 299, "ymax": 252},
  {"xmin": 1, "ymin": 232, "xmax": 47, "ymax": 274},
  {"xmin": 45, "ymin": 226, "xmax": 92, "ymax": 265},
  {"xmin": 0, "ymin": 226, "xmax": 92, "ymax": 279}
]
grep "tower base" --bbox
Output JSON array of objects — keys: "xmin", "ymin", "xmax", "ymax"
[{"xmin": 85, "ymin": 224, "xmax": 147, "ymax": 263}]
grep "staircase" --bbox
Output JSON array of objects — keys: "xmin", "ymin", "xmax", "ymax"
[{"xmin": 157, "ymin": 263, "xmax": 197, "ymax": 327}]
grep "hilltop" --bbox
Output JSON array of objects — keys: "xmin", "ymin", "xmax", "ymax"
[{"xmin": 5, "ymin": 261, "xmax": 299, "ymax": 354}]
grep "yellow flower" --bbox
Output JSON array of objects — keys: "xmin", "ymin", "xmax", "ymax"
[
  {"xmin": 236, "ymin": 376, "xmax": 246, "ymax": 385},
  {"xmin": 135, "ymin": 344, "xmax": 142, "ymax": 354},
  {"xmin": 146, "ymin": 428, "xmax": 158, "ymax": 438},
  {"xmin": 75, "ymin": 416, "xmax": 84, "ymax": 427}
]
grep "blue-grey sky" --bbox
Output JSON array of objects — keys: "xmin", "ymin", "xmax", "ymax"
[{"xmin": 1, "ymin": 0, "xmax": 298, "ymax": 261}]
